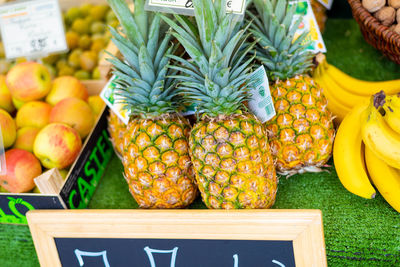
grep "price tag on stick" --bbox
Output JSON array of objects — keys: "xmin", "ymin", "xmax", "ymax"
[{"xmin": 0, "ymin": 0, "xmax": 67, "ymax": 59}]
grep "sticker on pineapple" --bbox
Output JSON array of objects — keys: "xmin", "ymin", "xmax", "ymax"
[
  {"xmin": 317, "ymin": 0, "xmax": 333, "ymax": 9},
  {"xmin": 145, "ymin": 0, "xmax": 246, "ymax": 17},
  {"xmin": 0, "ymin": 125, "xmax": 6, "ymax": 175},
  {"xmin": 248, "ymin": 66, "xmax": 276, "ymax": 123},
  {"xmin": 290, "ymin": 0, "xmax": 326, "ymax": 53},
  {"xmin": 100, "ymin": 75, "xmax": 131, "ymax": 125}
]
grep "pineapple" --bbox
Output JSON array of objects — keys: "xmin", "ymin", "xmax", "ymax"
[
  {"xmin": 107, "ymin": 0, "xmax": 197, "ymax": 208},
  {"xmin": 107, "ymin": 111, "xmax": 126, "ymax": 158},
  {"xmin": 162, "ymin": 0, "xmax": 277, "ymax": 209},
  {"xmin": 248, "ymin": 0, "xmax": 335, "ymax": 175}
]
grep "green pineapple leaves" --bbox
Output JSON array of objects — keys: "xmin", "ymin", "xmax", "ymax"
[
  {"xmin": 248, "ymin": 0, "xmax": 314, "ymax": 80},
  {"xmin": 161, "ymin": 0, "xmax": 255, "ymax": 117},
  {"xmin": 107, "ymin": 0, "xmax": 182, "ymax": 118}
]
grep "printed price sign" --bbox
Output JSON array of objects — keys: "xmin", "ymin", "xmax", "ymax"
[
  {"xmin": 0, "ymin": 124, "xmax": 6, "ymax": 175},
  {"xmin": 290, "ymin": 0, "xmax": 326, "ymax": 53},
  {"xmin": 0, "ymin": 0, "xmax": 67, "ymax": 59},
  {"xmin": 145, "ymin": 0, "xmax": 246, "ymax": 17},
  {"xmin": 248, "ymin": 66, "xmax": 276, "ymax": 123}
]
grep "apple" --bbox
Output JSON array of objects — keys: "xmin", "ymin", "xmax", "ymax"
[
  {"xmin": 33, "ymin": 123, "xmax": 82, "ymax": 169},
  {"xmin": 50, "ymin": 97, "xmax": 94, "ymax": 138},
  {"xmin": 88, "ymin": 95, "xmax": 105, "ymax": 117},
  {"xmin": 59, "ymin": 169, "xmax": 68, "ymax": 179},
  {"xmin": 0, "ymin": 149, "xmax": 42, "ymax": 193},
  {"xmin": 6, "ymin": 62, "xmax": 52, "ymax": 102},
  {"xmin": 0, "ymin": 108, "xmax": 16, "ymax": 148},
  {"xmin": 46, "ymin": 76, "xmax": 89, "ymax": 105},
  {"xmin": 12, "ymin": 97, "xmax": 26, "ymax": 110},
  {"xmin": 16, "ymin": 101, "xmax": 52, "ymax": 129},
  {"xmin": 0, "ymin": 75, "xmax": 15, "ymax": 113},
  {"xmin": 13, "ymin": 127, "xmax": 40, "ymax": 152}
]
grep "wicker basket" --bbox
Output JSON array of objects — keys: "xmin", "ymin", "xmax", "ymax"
[{"xmin": 348, "ymin": 0, "xmax": 400, "ymax": 64}]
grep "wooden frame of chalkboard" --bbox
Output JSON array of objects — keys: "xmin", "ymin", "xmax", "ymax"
[{"xmin": 27, "ymin": 209, "xmax": 327, "ymax": 267}]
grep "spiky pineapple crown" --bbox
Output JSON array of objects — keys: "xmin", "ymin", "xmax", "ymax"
[
  {"xmin": 161, "ymin": 0, "xmax": 255, "ymax": 117},
  {"xmin": 107, "ymin": 0, "xmax": 181, "ymax": 118},
  {"xmin": 247, "ymin": 0, "xmax": 314, "ymax": 81}
]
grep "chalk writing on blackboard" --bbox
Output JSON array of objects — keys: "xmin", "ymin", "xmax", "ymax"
[
  {"xmin": 144, "ymin": 246, "xmax": 178, "ymax": 267},
  {"xmin": 74, "ymin": 249, "xmax": 110, "ymax": 267}
]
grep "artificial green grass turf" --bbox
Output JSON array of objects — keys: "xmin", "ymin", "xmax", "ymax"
[{"xmin": 1, "ymin": 18, "xmax": 400, "ymax": 267}]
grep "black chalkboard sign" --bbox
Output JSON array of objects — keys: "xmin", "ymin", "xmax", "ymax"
[
  {"xmin": 55, "ymin": 238, "xmax": 295, "ymax": 267},
  {"xmin": 27, "ymin": 210, "xmax": 327, "ymax": 267}
]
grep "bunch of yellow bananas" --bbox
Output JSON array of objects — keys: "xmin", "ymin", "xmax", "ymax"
[
  {"xmin": 334, "ymin": 92, "xmax": 400, "ymax": 213},
  {"xmin": 313, "ymin": 54, "xmax": 400, "ymax": 124}
]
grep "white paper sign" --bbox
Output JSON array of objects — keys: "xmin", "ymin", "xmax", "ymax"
[
  {"xmin": 0, "ymin": 0, "xmax": 67, "ymax": 59},
  {"xmin": 248, "ymin": 66, "xmax": 276, "ymax": 123},
  {"xmin": 145, "ymin": 0, "xmax": 246, "ymax": 16},
  {"xmin": 100, "ymin": 75, "xmax": 131, "ymax": 125},
  {"xmin": 317, "ymin": 0, "xmax": 333, "ymax": 10},
  {"xmin": 0, "ymin": 124, "xmax": 6, "ymax": 175},
  {"xmin": 290, "ymin": 0, "xmax": 326, "ymax": 53}
]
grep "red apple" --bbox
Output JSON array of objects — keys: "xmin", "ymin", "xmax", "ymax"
[
  {"xmin": 0, "ymin": 75, "xmax": 15, "ymax": 113},
  {"xmin": 6, "ymin": 62, "xmax": 52, "ymax": 102},
  {"xmin": 46, "ymin": 76, "xmax": 88, "ymax": 105},
  {"xmin": 13, "ymin": 127, "xmax": 40, "ymax": 152},
  {"xmin": 50, "ymin": 97, "xmax": 94, "ymax": 138},
  {"xmin": 16, "ymin": 101, "xmax": 52, "ymax": 129},
  {"xmin": 0, "ymin": 108, "xmax": 17, "ymax": 148},
  {"xmin": 0, "ymin": 149, "xmax": 42, "ymax": 193},
  {"xmin": 33, "ymin": 123, "xmax": 82, "ymax": 169}
]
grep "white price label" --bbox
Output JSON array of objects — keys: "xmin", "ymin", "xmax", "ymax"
[
  {"xmin": 0, "ymin": 124, "xmax": 6, "ymax": 175},
  {"xmin": 145, "ymin": 0, "xmax": 245, "ymax": 16},
  {"xmin": 248, "ymin": 66, "xmax": 276, "ymax": 123},
  {"xmin": 0, "ymin": 0, "xmax": 67, "ymax": 59},
  {"xmin": 100, "ymin": 75, "xmax": 131, "ymax": 125}
]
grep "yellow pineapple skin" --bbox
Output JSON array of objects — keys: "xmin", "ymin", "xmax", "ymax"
[
  {"xmin": 122, "ymin": 115, "xmax": 197, "ymax": 208},
  {"xmin": 107, "ymin": 111, "xmax": 126, "ymax": 158},
  {"xmin": 189, "ymin": 113, "xmax": 277, "ymax": 209},
  {"xmin": 266, "ymin": 76, "xmax": 335, "ymax": 174}
]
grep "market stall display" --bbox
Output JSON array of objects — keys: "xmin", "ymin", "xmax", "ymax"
[{"xmin": 0, "ymin": 0, "xmax": 399, "ymax": 266}]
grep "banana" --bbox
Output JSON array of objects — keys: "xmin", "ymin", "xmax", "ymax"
[
  {"xmin": 361, "ymin": 98, "xmax": 400, "ymax": 169},
  {"xmin": 325, "ymin": 64, "xmax": 400, "ymax": 96},
  {"xmin": 365, "ymin": 147, "xmax": 400, "ymax": 213},
  {"xmin": 313, "ymin": 69, "xmax": 351, "ymax": 123},
  {"xmin": 315, "ymin": 64, "xmax": 369, "ymax": 108},
  {"xmin": 333, "ymin": 102, "xmax": 376, "ymax": 199},
  {"xmin": 382, "ymin": 100, "xmax": 400, "ymax": 134}
]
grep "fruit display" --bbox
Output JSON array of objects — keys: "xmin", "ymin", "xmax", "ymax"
[
  {"xmin": 334, "ymin": 92, "xmax": 400, "ymax": 212},
  {"xmin": 313, "ymin": 54, "xmax": 400, "ymax": 123},
  {"xmin": 362, "ymin": 0, "xmax": 400, "ymax": 33},
  {"xmin": 107, "ymin": 110, "xmax": 126, "ymax": 158},
  {"xmin": 249, "ymin": 0, "xmax": 335, "ymax": 176},
  {"xmin": 0, "ymin": 61, "xmax": 104, "ymax": 193},
  {"xmin": 107, "ymin": 0, "xmax": 198, "ymax": 209}
]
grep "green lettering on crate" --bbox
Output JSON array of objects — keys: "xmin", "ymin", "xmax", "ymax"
[
  {"xmin": 77, "ymin": 177, "xmax": 95, "ymax": 205},
  {"xmin": 68, "ymin": 189, "xmax": 85, "ymax": 209}
]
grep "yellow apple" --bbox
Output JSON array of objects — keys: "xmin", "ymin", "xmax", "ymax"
[
  {"xmin": 59, "ymin": 169, "xmax": 68, "ymax": 179},
  {"xmin": 0, "ymin": 75, "xmax": 15, "ymax": 113},
  {"xmin": 12, "ymin": 97, "xmax": 26, "ymax": 110},
  {"xmin": 88, "ymin": 95, "xmax": 105, "ymax": 117},
  {"xmin": 0, "ymin": 108, "xmax": 16, "ymax": 148},
  {"xmin": 0, "ymin": 149, "xmax": 42, "ymax": 193},
  {"xmin": 46, "ymin": 76, "xmax": 89, "ymax": 105},
  {"xmin": 50, "ymin": 97, "xmax": 94, "ymax": 138},
  {"xmin": 13, "ymin": 127, "xmax": 40, "ymax": 152},
  {"xmin": 33, "ymin": 123, "xmax": 82, "ymax": 169},
  {"xmin": 16, "ymin": 101, "xmax": 52, "ymax": 129},
  {"xmin": 6, "ymin": 62, "xmax": 52, "ymax": 102}
]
